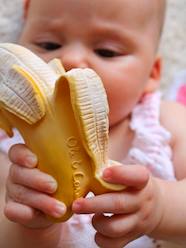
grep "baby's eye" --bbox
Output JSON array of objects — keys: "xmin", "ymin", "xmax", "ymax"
[
  {"xmin": 94, "ymin": 48, "xmax": 121, "ymax": 58},
  {"xmin": 36, "ymin": 42, "xmax": 61, "ymax": 51}
]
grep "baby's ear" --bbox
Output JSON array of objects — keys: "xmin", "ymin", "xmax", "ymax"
[
  {"xmin": 144, "ymin": 56, "xmax": 162, "ymax": 93},
  {"xmin": 23, "ymin": 0, "xmax": 30, "ymax": 19}
]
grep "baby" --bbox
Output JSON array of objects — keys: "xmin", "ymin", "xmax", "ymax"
[{"xmin": 0, "ymin": 0, "xmax": 186, "ymax": 247}]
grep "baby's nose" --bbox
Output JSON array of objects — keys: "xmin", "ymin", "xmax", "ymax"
[{"xmin": 58, "ymin": 44, "xmax": 89, "ymax": 71}]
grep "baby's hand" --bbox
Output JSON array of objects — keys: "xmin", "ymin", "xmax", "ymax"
[
  {"xmin": 73, "ymin": 164, "xmax": 163, "ymax": 248},
  {"xmin": 4, "ymin": 144, "xmax": 66, "ymax": 229}
]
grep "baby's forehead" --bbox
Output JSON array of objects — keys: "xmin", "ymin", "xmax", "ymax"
[
  {"xmin": 115, "ymin": 0, "xmax": 165, "ymax": 39},
  {"xmin": 26, "ymin": 0, "xmax": 162, "ymax": 17},
  {"xmin": 26, "ymin": 0, "xmax": 164, "ymax": 39},
  {"xmin": 99, "ymin": 0, "xmax": 163, "ymax": 37},
  {"xmin": 116, "ymin": 0, "xmax": 163, "ymax": 25}
]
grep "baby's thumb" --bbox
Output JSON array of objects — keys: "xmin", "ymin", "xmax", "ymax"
[{"xmin": 8, "ymin": 144, "xmax": 37, "ymax": 168}]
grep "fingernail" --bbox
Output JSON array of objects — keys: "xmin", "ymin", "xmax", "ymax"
[
  {"xmin": 53, "ymin": 201, "xmax": 66, "ymax": 218},
  {"xmin": 72, "ymin": 201, "xmax": 82, "ymax": 211},
  {"xmin": 102, "ymin": 169, "xmax": 112, "ymax": 180},
  {"xmin": 48, "ymin": 180, "xmax": 57, "ymax": 193},
  {"xmin": 25, "ymin": 154, "xmax": 37, "ymax": 167}
]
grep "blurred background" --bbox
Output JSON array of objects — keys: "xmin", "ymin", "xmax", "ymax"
[
  {"xmin": 160, "ymin": 0, "xmax": 186, "ymax": 94},
  {"xmin": 0, "ymin": 0, "xmax": 185, "ymax": 95}
]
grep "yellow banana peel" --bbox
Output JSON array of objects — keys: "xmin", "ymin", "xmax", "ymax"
[{"xmin": 0, "ymin": 43, "xmax": 125, "ymax": 222}]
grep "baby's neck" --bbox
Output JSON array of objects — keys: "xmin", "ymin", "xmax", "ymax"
[{"xmin": 108, "ymin": 117, "xmax": 134, "ymax": 163}]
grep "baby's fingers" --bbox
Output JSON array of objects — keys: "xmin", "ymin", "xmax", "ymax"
[
  {"xmin": 9, "ymin": 164, "xmax": 57, "ymax": 194},
  {"xmin": 73, "ymin": 192, "xmax": 140, "ymax": 214},
  {"xmin": 4, "ymin": 200, "xmax": 52, "ymax": 228},
  {"xmin": 6, "ymin": 183, "xmax": 66, "ymax": 218},
  {"xmin": 8, "ymin": 144, "xmax": 37, "ymax": 168},
  {"xmin": 103, "ymin": 164, "xmax": 150, "ymax": 189}
]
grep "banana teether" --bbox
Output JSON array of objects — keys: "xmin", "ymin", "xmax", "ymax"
[{"xmin": 0, "ymin": 43, "xmax": 125, "ymax": 222}]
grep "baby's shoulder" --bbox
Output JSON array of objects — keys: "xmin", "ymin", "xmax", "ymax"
[
  {"xmin": 160, "ymin": 101, "xmax": 186, "ymax": 178},
  {"xmin": 160, "ymin": 100, "xmax": 186, "ymax": 143}
]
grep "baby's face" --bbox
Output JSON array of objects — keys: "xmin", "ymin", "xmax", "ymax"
[{"xmin": 19, "ymin": 0, "xmax": 161, "ymax": 127}]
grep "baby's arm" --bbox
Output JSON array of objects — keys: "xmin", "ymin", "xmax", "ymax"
[
  {"xmin": 0, "ymin": 144, "xmax": 66, "ymax": 248},
  {"xmin": 149, "ymin": 101, "xmax": 186, "ymax": 242},
  {"xmin": 160, "ymin": 101, "xmax": 186, "ymax": 178}
]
